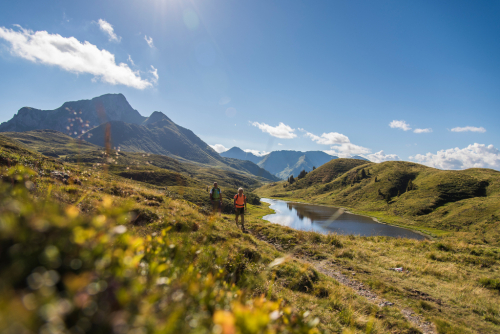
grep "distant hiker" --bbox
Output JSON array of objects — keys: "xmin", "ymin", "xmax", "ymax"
[
  {"xmin": 234, "ymin": 187, "xmax": 247, "ymax": 232},
  {"xmin": 210, "ymin": 182, "xmax": 222, "ymax": 214}
]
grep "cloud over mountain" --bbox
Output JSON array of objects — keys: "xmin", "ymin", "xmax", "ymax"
[
  {"xmin": 0, "ymin": 25, "xmax": 155, "ymax": 89},
  {"xmin": 243, "ymin": 149, "xmax": 269, "ymax": 157},
  {"xmin": 410, "ymin": 143, "xmax": 500, "ymax": 170},
  {"xmin": 325, "ymin": 143, "xmax": 371, "ymax": 158},
  {"xmin": 304, "ymin": 131, "xmax": 350, "ymax": 145},
  {"xmin": 364, "ymin": 150, "xmax": 400, "ymax": 163},
  {"xmin": 209, "ymin": 144, "xmax": 228, "ymax": 153}
]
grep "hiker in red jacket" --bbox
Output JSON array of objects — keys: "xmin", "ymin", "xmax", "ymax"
[{"xmin": 234, "ymin": 187, "xmax": 247, "ymax": 232}]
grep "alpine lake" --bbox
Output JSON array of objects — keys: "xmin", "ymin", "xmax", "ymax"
[{"xmin": 261, "ymin": 198, "xmax": 426, "ymax": 240}]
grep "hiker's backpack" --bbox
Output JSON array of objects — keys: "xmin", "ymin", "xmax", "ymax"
[
  {"xmin": 234, "ymin": 194, "xmax": 246, "ymax": 208},
  {"xmin": 211, "ymin": 187, "xmax": 221, "ymax": 200}
]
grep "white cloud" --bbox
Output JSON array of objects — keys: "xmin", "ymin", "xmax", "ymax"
[
  {"xmin": 450, "ymin": 126, "xmax": 486, "ymax": 133},
  {"xmin": 410, "ymin": 143, "xmax": 500, "ymax": 170},
  {"xmin": 244, "ymin": 149, "xmax": 269, "ymax": 157},
  {"xmin": 210, "ymin": 144, "xmax": 228, "ymax": 153},
  {"xmin": 278, "ymin": 143, "xmax": 283, "ymax": 146},
  {"xmin": 304, "ymin": 131, "xmax": 350, "ymax": 145},
  {"xmin": 389, "ymin": 120, "xmax": 411, "ymax": 131},
  {"xmin": 414, "ymin": 128, "xmax": 432, "ymax": 134},
  {"xmin": 144, "ymin": 35, "xmax": 154, "ymax": 48},
  {"xmin": 325, "ymin": 143, "xmax": 371, "ymax": 158},
  {"xmin": 0, "ymin": 25, "xmax": 154, "ymax": 89},
  {"xmin": 251, "ymin": 122, "xmax": 297, "ymax": 139},
  {"xmin": 364, "ymin": 150, "xmax": 400, "ymax": 163},
  {"xmin": 303, "ymin": 129, "xmax": 370, "ymax": 158},
  {"xmin": 127, "ymin": 55, "xmax": 135, "ymax": 66},
  {"xmin": 149, "ymin": 65, "xmax": 159, "ymax": 83},
  {"xmin": 97, "ymin": 19, "xmax": 121, "ymax": 42}
]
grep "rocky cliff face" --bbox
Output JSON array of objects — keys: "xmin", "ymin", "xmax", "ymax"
[{"xmin": 0, "ymin": 93, "xmax": 145, "ymax": 137}]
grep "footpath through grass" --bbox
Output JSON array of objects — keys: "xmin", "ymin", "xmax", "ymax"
[{"xmin": 250, "ymin": 199, "xmax": 500, "ymax": 333}]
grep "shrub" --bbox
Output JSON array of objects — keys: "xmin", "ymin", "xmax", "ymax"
[
  {"xmin": 336, "ymin": 249, "xmax": 355, "ymax": 259},
  {"xmin": 435, "ymin": 242, "xmax": 453, "ymax": 252},
  {"xmin": 131, "ymin": 207, "xmax": 160, "ymax": 225},
  {"xmin": 418, "ymin": 300, "xmax": 434, "ymax": 311},
  {"xmin": 478, "ymin": 277, "xmax": 500, "ymax": 291},
  {"xmin": 328, "ymin": 234, "xmax": 343, "ymax": 248}
]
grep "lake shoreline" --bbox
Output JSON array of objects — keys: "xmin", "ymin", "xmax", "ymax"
[{"xmin": 261, "ymin": 197, "xmax": 432, "ymax": 240}]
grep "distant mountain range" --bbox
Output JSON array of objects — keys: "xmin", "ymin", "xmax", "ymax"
[
  {"xmin": 220, "ymin": 147, "xmax": 262, "ymax": 164},
  {"xmin": 0, "ymin": 94, "xmax": 279, "ymax": 182},
  {"xmin": 221, "ymin": 147, "xmax": 368, "ymax": 179}
]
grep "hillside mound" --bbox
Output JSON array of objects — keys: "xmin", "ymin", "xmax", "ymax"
[{"xmin": 292, "ymin": 158, "xmax": 370, "ymax": 187}]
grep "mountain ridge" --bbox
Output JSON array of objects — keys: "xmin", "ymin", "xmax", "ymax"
[
  {"xmin": 221, "ymin": 147, "xmax": 339, "ymax": 179},
  {"xmin": 0, "ymin": 94, "xmax": 279, "ymax": 182},
  {"xmin": 0, "ymin": 93, "xmax": 145, "ymax": 135},
  {"xmin": 220, "ymin": 147, "xmax": 262, "ymax": 164}
]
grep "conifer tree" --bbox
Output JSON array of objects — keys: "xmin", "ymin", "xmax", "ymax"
[
  {"xmin": 361, "ymin": 168, "xmax": 367, "ymax": 179},
  {"xmin": 313, "ymin": 166, "xmax": 316, "ymax": 170},
  {"xmin": 397, "ymin": 190, "xmax": 401, "ymax": 197},
  {"xmin": 374, "ymin": 176, "xmax": 378, "ymax": 182},
  {"xmin": 298, "ymin": 169, "xmax": 307, "ymax": 179}
]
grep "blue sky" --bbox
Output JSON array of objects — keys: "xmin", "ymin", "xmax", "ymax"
[{"xmin": 0, "ymin": 0, "xmax": 499, "ymax": 169}]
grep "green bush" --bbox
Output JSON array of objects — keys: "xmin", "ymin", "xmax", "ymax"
[{"xmin": 479, "ymin": 278, "xmax": 500, "ymax": 291}]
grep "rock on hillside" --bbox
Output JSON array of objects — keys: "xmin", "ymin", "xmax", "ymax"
[{"xmin": 0, "ymin": 93, "xmax": 145, "ymax": 136}]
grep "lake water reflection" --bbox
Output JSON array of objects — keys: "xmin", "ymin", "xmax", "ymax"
[{"xmin": 261, "ymin": 198, "xmax": 425, "ymax": 240}]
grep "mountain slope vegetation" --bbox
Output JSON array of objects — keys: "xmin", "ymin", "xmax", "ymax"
[
  {"xmin": 81, "ymin": 118, "xmax": 279, "ymax": 181},
  {"xmin": 0, "ymin": 131, "xmax": 276, "ymax": 194},
  {"xmin": 1, "ymin": 129, "xmax": 100, "ymax": 158}
]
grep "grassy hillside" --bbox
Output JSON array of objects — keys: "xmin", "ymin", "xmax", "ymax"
[
  {"xmin": 81, "ymin": 120, "xmax": 279, "ymax": 181},
  {"xmin": 256, "ymin": 159, "xmax": 500, "ymax": 245},
  {"xmin": 1, "ymin": 130, "xmax": 277, "ymax": 190},
  {"xmin": 0, "ymin": 133, "xmax": 438, "ymax": 334},
  {"xmin": 2, "ymin": 129, "xmax": 99, "ymax": 158}
]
